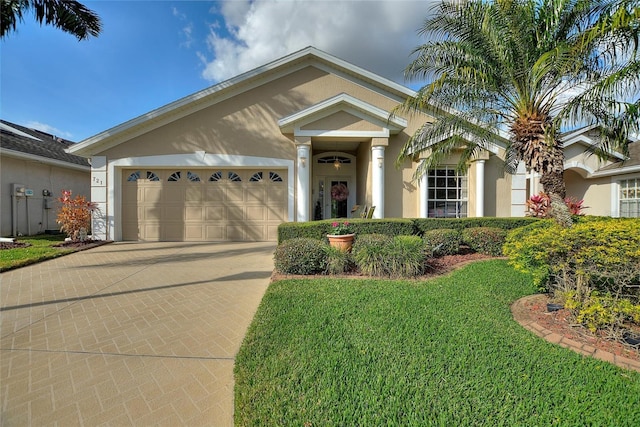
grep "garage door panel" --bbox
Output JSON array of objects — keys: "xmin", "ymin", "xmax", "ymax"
[
  {"xmin": 227, "ymin": 206, "xmax": 244, "ymax": 221},
  {"xmin": 123, "ymin": 187, "xmax": 138, "ymax": 204},
  {"xmin": 144, "ymin": 187, "xmax": 162, "ymax": 203},
  {"xmin": 267, "ymin": 206, "xmax": 286, "ymax": 221},
  {"xmin": 205, "ymin": 206, "xmax": 224, "ymax": 221},
  {"xmin": 143, "ymin": 224, "xmax": 161, "ymax": 240},
  {"xmin": 267, "ymin": 225, "xmax": 279, "ymax": 241},
  {"xmin": 246, "ymin": 187, "xmax": 266, "ymax": 203},
  {"xmin": 267, "ymin": 187, "xmax": 285, "ymax": 203},
  {"xmin": 205, "ymin": 225, "xmax": 224, "ymax": 240},
  {"xmin": 162, "ymin": 206, "xmax": 184, "ymax": 221},
  {"xmin": 122, "ymin": 168, "xmax": 287, "ymax": 242},
  {"xmin": 246, "ymin": 206, "xmax": 265, "ymax": 221},
  {"xmin": 204, "ymin": 187, "xmax": 225, "ymax": 201},
  {"xmin": 163, "ymin": 186, "xmax": 184, "ymax": 201},
  {"xmin": 185, "ymin": 207, "xmax": 203, "ymax": 221},
  {"xmin": 122, "ymin": 222, "xmax": 139, "ymax": 240},
  {"xmin": 143, "ymin": 207, "xmax": 161, "ymax": 221},
  {"xmin": 244, "ymin": 224, "xmax": 266, "ymax": 241},
  {"xmin": 185, "ymin": 186, "xmax": 202, "ymax": 202},
  {"xmin": 227, "ymin": 225, "xmax": 244, "ymax": 241},
  {"xmin": 226, "ymin": 186, "xmax": 244, "ymax": 202},
  {"xmin": 185, "ymin": 225, "xmax": 204, "ymax": 240}
]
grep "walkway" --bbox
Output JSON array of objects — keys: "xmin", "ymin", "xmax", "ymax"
[{"xmin": 0, "ymin": 241, "xmax": 275, "ymax": 426}]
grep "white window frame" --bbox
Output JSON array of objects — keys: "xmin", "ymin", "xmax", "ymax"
[{"xmin": 427, "ymin": 167, "xmax": 468, "ymax": 218}]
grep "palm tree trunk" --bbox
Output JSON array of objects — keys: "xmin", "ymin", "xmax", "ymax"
[{"xmin": 540, "ymin": 170, "xmax": 566, "ymax": 200}]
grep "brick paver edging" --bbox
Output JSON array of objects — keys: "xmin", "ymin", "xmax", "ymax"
[{"xmin": 511, "ymin": 294, "xmax": 640, "ymax": 373}]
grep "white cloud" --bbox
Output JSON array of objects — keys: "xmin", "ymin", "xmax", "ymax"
[
  {"xmin": 173, "ymin": 6, "xmax": 195, "ymax": 49},
  {"xmin": 25, "ymin": 121, "xmax": 73, "ymax": 139},
  {"xmin": 198, "ymin": 0, "xmax": 435, "ymax": 85}
]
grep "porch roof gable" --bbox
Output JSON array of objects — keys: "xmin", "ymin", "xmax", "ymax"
[{"xmin": 278, "ymin": 93, "xmax": 407, "ymax": 137}]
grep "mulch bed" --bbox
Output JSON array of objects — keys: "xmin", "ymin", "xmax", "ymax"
[
  {"xmin": 0, "ymin": 239, "xmax": 111, "ymax": 251},
  {"xmin": 52, "ymin": 239, "xmax": 111, "ymax": 250},
  {"xmin": 522, "ymin": 295, "xmax": 639, "ymax": 361},
  {"xmin": 0, "ymin": 241, "xmax": 31, "ymax": 250}
]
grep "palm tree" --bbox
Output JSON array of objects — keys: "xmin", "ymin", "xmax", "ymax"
[
  {"xmin": 397, "ymin": 0, "xmax": 639, "ymax": 200},
  {"xmin": 1, "ymin": 0, "xmax": 101, "ymax": 40}
]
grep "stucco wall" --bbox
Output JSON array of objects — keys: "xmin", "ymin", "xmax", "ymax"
[
  {"xmin": 1, "ymin": 156, "xmax": 90, "ymax": 236},
  {"xmin": 95, "ymin": 65, "xmax": 434, "ymax": 222},
  {"xmin": 565, "ymin": 170, "xmax": 613, "ymax": 216},
  {"xmin": 483, "ymin": 155, "xmax": 512, "ymax": 217}
]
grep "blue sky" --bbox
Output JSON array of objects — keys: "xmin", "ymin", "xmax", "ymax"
[{"xmin": 1, "ymin": 1, "xmax": 432, "ymax": 142}]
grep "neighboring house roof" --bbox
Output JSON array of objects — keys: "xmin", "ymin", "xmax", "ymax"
[
  {"xmin": 595, "ymin": 139, "xmax": 640, "ymax": 176},
  {"xmin": 68, "ymin": 46, "xmax": 417, "ymax": 157},
  {"xmin": 0, "ymin": 120, "xmax": 90, "ymax": 171},
  {"xmin": 561, "ymin": 125, "xmax": 640, "ymax": 177}
]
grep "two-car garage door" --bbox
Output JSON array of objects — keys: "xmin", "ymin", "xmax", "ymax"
[{"xmin": 122, "ymin": 168, "xmax": 287, "ymax": 241}]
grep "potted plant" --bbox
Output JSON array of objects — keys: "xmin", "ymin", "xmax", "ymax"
[{"xmin": 327, "ymin": 221, "xmax": 355, "ymax": 252}]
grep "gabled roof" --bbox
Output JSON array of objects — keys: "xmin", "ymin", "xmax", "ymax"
[
  {"xmin": 561, "ymin": 125, "xmax": 626, "ymax": 161},
  {"xmin": 278, "ymin": 93, "xmax": 407, "ymax": 136},
  {"xmin": 68, "ymin": 46, "xmax": 417, "ymax": 157},
  {"xmin": 0, "ymin": 120, "xmax": 90, "ymax": 170}
]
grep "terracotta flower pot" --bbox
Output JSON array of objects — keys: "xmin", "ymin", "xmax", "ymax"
[{"xmin": 327, "ymin": 233, "xmax": 355, "ymax": 253}]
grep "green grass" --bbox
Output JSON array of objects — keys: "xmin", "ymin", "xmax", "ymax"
[
  {"xmin": 235, "ymin": 259, "xmax": 640, "ymax": 426},
  {"xmin": 0, "ymin": 234, "xmax": 72, "ymax": 271}
]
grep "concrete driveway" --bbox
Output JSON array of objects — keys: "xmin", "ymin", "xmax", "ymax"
[{"xmin": 0, "ymin": 241, "xmax": 275, "ymax": 426}]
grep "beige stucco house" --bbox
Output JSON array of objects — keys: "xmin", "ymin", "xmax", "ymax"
[
  {"xmin": 1, "ymin": 120, "xmax": 90, "ymax": 237},
  {"xmin": 67, "ymin": 47, "xmax": 639, "ymax": 242}
]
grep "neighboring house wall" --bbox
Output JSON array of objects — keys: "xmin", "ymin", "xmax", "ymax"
[
  {"xmin": 1, "ymin": 154, "xmax": 90, "ymax": 237},
  {"xmin": 1, "ymin": 121, "xmax": 90, "ymax": 237}
]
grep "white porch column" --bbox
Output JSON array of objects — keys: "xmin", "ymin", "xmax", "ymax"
[
  {"xmin": 419, "ymin": 161, "xmax": 429, "ymax": 218},
  {"xmin": 511, "ymin": 162, "xmax": 528, "ymax": 217},
  {"xmin": 475, "ymin": 159, "xmax": 485, "ymax": 217},
  {"xmin": 529, "ymin": 170, "xmax": 537, "ymax": 196},
  {"xmin": 296, "ymin": 143, "xmax": 311, "ymax": 221},
  {"xmin": 371, "ymin": 145, "xmax": 385, "ymax": 218}
]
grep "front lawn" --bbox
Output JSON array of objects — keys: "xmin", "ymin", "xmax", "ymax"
[
  {"xmin": 235, "ymin": 259, "xmax": 640, "ymax": 425},
  {"xmin": 0, "ymin": 234, "xmax": 71, "ymax": 271}
]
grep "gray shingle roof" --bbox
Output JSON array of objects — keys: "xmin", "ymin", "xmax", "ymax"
[
  {"xmin": 598, "ymin": 140, "xmax": 640, "ymax": 172},
  {"xmin": 0, "ymin": 120, "xmax": 90, "ymax": 167}
]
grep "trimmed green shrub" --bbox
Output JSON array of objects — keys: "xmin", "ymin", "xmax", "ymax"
[
  {"xmin": 504, "ymin": 217, "xmax": 640, "ymax": 335},
  {"xmin": 278, "ymin": 219, "xmax": 415, "ymax": 243},
  {"xmin": 323, "ymin": 245, "xmax": 354, "ymax": 275},
  {"xmin": 423, "ymin": 228, "xmax": 461, "ymax": 256},
  {"xmin": 563, "ymin": 291, "xmax": 640, "ymax": 334},
  {"xmin": 413, "ymin": 217, "xmax": 539, "ymax": 235},
  {"xmin": 352, "ymin": 234, "xmax": 393, "ymax": 277},
  {"xmin": 279, "ymin": 217, "xmax": 540, "ymax": 243},
  {"xmin": 461, "ymin": 227, "xmax": 507, "ymax": 256},
  {"xmin": 387, "ymin": 235, "xmax": 427, "ymax": 278},
  {"xmin": 274, "ymin": 238, "xmax": 327, "ymax": 275},
  {"xmin": 352, "ymin": 234, "xmax": 427, "ymax": 278}
]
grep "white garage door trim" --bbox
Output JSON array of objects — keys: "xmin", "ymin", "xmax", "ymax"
[{"xmin": 106, "ymin": 154, "xmax": 294, "ymax": 241}]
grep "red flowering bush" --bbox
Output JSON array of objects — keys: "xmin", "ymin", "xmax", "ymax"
[
  {"xmin": 525, "ymin": 191, "xmax": 586, "ymax": 217},
  {"xmin": 56, "ymin": 190, "xmax": 98, "ymax": 241}
]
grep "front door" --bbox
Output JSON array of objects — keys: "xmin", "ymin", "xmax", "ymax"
[
  {"xmin": 312, "ymin": 152, "xmax": 357, "ymax": 220},
  {"xmin": 326, "ymin": 179, "xmax": 350, "ymax": 219}
]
